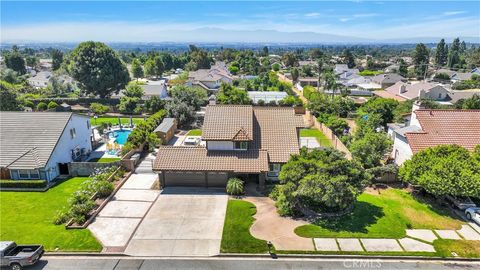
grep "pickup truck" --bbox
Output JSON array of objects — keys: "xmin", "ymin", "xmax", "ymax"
[{"xmin": 0, "ymin": 241, "xmax": 44, "ymax": 270}]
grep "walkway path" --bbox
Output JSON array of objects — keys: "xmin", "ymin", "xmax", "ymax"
[
  {"xmin": 243, "ymin": 185, "xmax": 314, "ymax": 251},
  {"xmin": 88, "ymin": 155, "xmax": 160, "ymax": 252}
]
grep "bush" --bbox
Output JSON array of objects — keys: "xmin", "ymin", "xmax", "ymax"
[
  {"xmin": 90, "ymin": 102, "xmax": 109, "ymax": 115},
  {"xmin": 91, "ymin": 180, "xmax": 114, "ymax": 198},
  {"xmin": 47, "ymin": 101, "xmax": 58, "ymax": 110},
  {"xmin": 24, "ymin": 100, "xmax": 34, "ymax": 108},
  {"xmin": 226, "ymin": 178, "xmax": 244, "ymax": 195},
  {"xmin": 122, "ymin": 110, "xmax": 166, "ymax": 155},
  {"xmin": 53, "ymin": 210, "xmax": 70, "ymax": 225},
  {"xmin": 0, "ymin": 180, "xmax": 47, "ymax": 189},
  {"xmin": 36, "ymin": 102, "xmax": 47, "ymax": 111}
]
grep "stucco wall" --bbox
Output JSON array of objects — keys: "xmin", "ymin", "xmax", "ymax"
[
  {"xmin": 44, "ymin": 115, "xmax": 92, "ymax": 181},
  {"xmin": 392, "ymin": 133, "xmax": 413, "ymax": 165}
]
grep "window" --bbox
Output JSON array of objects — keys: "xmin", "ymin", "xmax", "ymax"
[
  {"xmin": 18, "ymin": 170, "xmax": 29, "ymax": 179},
  {"xmin": 29, "ymin": 170, "xmax": 40, "ymax": 179},
  {"xmin": 16, "ymin": 169, "xmax": 40, "ymax": 179},
  {"xmin": 234, "ymin": 141, "xmax": 248, "ymax": 150},
  {"xmin": 70, "ymin": 128, "xmax": 76, "ymax": 139},
  {"xmin": 267, "ymin": 164, "xmax": 281, "ymax": 177}
]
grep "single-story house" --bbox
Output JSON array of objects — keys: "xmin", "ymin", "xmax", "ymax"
[
  {"xmin": 389, "ymin": 103, "xmax": 480, "ymax": 165},
  {"xmin": 248, "ymin": 91, "xmax": 288, "ymax": 104},
  {"xmin": 372, "ymin": 73, "xmax": 406, "ymax": 88},
  {"xmin": 298, "ymin": 60, "xmax": 317, "ymax": 67},
  {"xmin": 0, "ymin": 112, "xmax": 92, "ymax": 181},
  {"xmin": 188, "ymin": 62, "xmax": 233, "ymax": 92},
  {"xmin": 298, "ymin": 77, "xmax": 319, "ymax": 87},
  {"xmin": 374, "ymin": 82, "xmax": 450, "ymax": 102},
  {"xmin": 27, "ymin": 71, "xmax": 52, "ymax": 88},
  {"xmin": 334, "ymin": 64, "xmax": 359, "ymax": 76},
  {"xmin": 451, "ymin": 72, "xmax": 473, "ymax": 83},
  {"xmin": 140, "ymin": 81, "xmax": 169, "ymax": 100},
  {"xmin": 154, "ymin": 118, "xmax": 177, "ymax": 144},
  {"xmin": 152, "ymin": 105, "xmax": 305, "ymax": 188}
]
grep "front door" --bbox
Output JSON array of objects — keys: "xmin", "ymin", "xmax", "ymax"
[{"xmin": 58, "ymin": 163, "xmax": 69, "ymax": 175}]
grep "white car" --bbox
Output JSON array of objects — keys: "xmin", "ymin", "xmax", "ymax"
[{"xmin": 465, "ymin": 207, "xmax": 480, "ymax": 225}]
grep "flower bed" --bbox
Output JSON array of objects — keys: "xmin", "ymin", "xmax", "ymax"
[{"xmin": 53, "ymin": 166, "xmax": 125, "ymax": 228}]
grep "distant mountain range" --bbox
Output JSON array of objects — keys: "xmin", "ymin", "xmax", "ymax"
[{"xmin": 2, "ymin": 27, "xmax": 478, "ymax": 45}]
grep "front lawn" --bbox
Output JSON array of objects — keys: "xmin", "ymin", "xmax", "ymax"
[
  {"xmin": 220, "ymin": 199, "xmax": 269, "ymax": 253},
  {"xmin": 0, "ymin": 177, "xmax": 102, "ymax": 251},
  {"xmin": 434, "ymin": 239, "xmax": 480, "ymax": 258},
  {"xmin": 187, "ymin": 129, "xmax": 202, "ymax": 136},
  {"xmin": 91, "ymin": 116, "xmax": 145, "ymax": 127},
  {"xmin": 295, "ymin": 188, "xmax": 463, "ymax": 239},
  {"xmin": 300, "ymin": 128, "xmax": 332, "ymax": 147}
]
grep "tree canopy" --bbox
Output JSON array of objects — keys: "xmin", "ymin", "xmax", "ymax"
[
  {"xmin": 217, "ymin": 83, "xmax": 251, "ymax": 105},
  {"xmin": 274, "ymin": 148, "xmax": 371, "ymax": 216},
  {"xmin": 399, "ymin": 145, "xmax": 480, "ymax": 198},
  {"xmin": 67, "ymin": 41, "xmax": 130, "ymax": 98}
]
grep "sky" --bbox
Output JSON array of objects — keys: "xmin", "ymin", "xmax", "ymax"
[{"xmin": 1, "ymin": 1, "xmax": 479, "ymax": 43}]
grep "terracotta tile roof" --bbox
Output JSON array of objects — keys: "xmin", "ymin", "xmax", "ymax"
[
  {"xmin": 202, "ymin": 105, "xmax": 253, "ymax": 141},
  {"xmin": 153, "ymin": 147, "xmax": 269, "ymax": 173},
  {"xmin": 373, "ymin": 90, "xmax": 407, "ymax": 101},
  {"xmin": 252, "ymin": 107, "xmax": 305, "ymax": 163},
  {"xmin": 405, "ymin": 110, "xmax": 480, "ymax": 153}
]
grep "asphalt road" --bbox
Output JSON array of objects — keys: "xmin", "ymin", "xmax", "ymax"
[{"xmin": 10, "ymin": 256, "xmax": 480, "ymax": 270}]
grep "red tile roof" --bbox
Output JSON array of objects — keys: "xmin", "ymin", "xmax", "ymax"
[{"xmin": 405, "ymin": 110, "xmax": 480, "ymax": 153}]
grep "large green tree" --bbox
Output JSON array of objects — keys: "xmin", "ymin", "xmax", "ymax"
[
  {"xmin": 5, "ymin": 47, "xmax": 26, "ymax": 75},
  {"xmin": 0, "ymin": 81, "xmax": 22, "ymax": 111},
  {"xmin": 357, "ymin": 97, "xmax": 399, "ymax": 127},
  {"xmin": 399, "ymin": 145, "xmax": 480, "ymax": 198},
  {"xmin": 51, "ymin": 49, "xmax": 64, "ymax": 70},
  {"xmin": 413, "ymin": 43, "xmax": 430, "ymax": 79},
  {"xmin": 343, "ymin": 49, "xmax": 355, "ymax": 68},
  {"xmin": 274, "ymin": 148, "xmax": 371, "ymax": 215},
  {"xmin": 131, "ymin": 58, "xmax": 144, "ymax": 80},
  {"xmin": 217, "ymin": 83, "xmax": 251, "ymax": 105},
  {"xmin": 350, "ymin": 131, "xmax": 392, "ymax": 169},
  {"xmin": 435, "ymin": 39, "xmax": 448, "ymax": 66},
  {"xmin": 67, "ymin": 41, "xmax": 130, "ymax": 98}
]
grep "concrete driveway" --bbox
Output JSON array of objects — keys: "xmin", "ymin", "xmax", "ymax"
[{"xmin": 124, "ymin": 187, "xmax": 228, "ymax": 257}]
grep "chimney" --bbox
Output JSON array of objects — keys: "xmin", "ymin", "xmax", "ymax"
[
  {"xmin": 209, "ymin": 95, "xmax": 217, "ymax": 105},
  {"xmin": 399, "ymin": 84, "xmax": 407, "ymax": 94}
]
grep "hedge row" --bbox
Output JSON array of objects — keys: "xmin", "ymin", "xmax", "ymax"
[
  {"xmin": 0, "ymin": 180, "xmax": 47, "ymax": 189},
  {"xmin": 121, "ymin": 110, "xmax": 167, "ymax": 155},
  {"xmin": 27, "ymin": 97, "xmax": 122, "ymax": 106}
]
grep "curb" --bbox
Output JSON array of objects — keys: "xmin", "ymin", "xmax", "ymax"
[{"xmin": 217, "ymin": 253, "xmax": 480, "ymax": 261}]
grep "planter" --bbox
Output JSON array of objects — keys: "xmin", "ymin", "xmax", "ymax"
[{"xmin": 66, "ymin": 169, "xmax": 132, "ymax": 229}]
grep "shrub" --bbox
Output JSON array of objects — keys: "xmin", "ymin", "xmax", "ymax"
[
  {"xmin": 24, "ymin": 100, "xmax": 34, "ymax": 108},
  {"xmin": 47, "ymin": 101, "xmax": 58, "ymax": 110},
  {"xmin": 226, "ymin": 178, "xmax": 244, "ymax": 195},
  {"xmin": 53, "ymin": 210, "xmax": 70, "ymax": 225},
  {"xmin": 0, "ymin": 180, "xmax": 47, "ymax": 189},
  {"xmin": 92, "ymin": 180, "xmax": 114, "ymax": 198},
  {"xmin": 257, "ymin": 99, "xmax": 265, "ymax": 106},
  {"xmin": 69, "ymin": 200, "xmax": 96, "ymax": 219},
  {"xmin": 36, "ymin": 102, "xmax": 47, "ymax": 111},
  {"xmin": 90, "ymin": 102, "xmax": 109, "ymax": 115}
]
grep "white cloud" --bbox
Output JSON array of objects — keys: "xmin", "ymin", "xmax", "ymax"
[
  {"xmin": 443, "ymin": 11, "xmax": 466, "ymax": 16},
  {"xmin": 305, "ymin": 12, "xmax": 321, "ymax": 18}
]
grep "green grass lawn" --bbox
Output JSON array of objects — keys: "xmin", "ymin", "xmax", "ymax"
[
  {"xmin": 88, "ymin": 157, "xmax": 121, "ymax": 163},
  {"xmin": 91, "ymin": 116, "xmax": 145, "ymax": 127},
  {"xmin": 186, "ymin": 129, "xmax": 202, "ymax": 136},
  {"xmin": 434, "ymin": 239, "xmax": 480, "ymax": 258},
  {"xmin": 295, "ymin": 188, "xmax": 463, "ymax": 239},
  {"xmin": 0, "ymin": 177, "xmax": 102, "ymax": 251},
  {"xmin": 221, "ymin": 199, "xmax": 269, "ymax": 253},
  {"xmin": 299, "ymin": 128, "xmax": 332, "ymax": 147}
]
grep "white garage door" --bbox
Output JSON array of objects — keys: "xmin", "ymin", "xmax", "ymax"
[
  {"xmin": 164, "ymin": 172, "xmax": 205, "ymax": 187},
  {"xmin": 207, "ymin": 172, "xmax": 228, "ymax": 187}
]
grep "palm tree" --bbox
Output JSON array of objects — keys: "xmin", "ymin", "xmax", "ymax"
[{"xmin": 324, "ymin": 71, "xmax": 338, "ymax": 101}]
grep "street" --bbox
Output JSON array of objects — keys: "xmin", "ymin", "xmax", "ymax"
[{"xmin": 13, "ymin": 256, "xmax": 480, "ymax": 270}]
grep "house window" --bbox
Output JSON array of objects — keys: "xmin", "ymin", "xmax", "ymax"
[
  {"xmin": 16, "ymin": 169, "xmax": 40, "ymax": 179},
  {"xmin": 18, "ymin": 170, "xmax": 30, "ymax": 179},
  {"xmin": 234, "ymin": 141, "xmax": 248, "ymax": 150},
  {"xmin": 70, "ymin": 128, "xmax": 76, "ymax": 139},
  {"xmin": 267, "ymin": 164, "xmax": 281, "ymax": 177}
]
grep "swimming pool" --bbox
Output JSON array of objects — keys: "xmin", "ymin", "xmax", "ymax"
[{"xmin": 108, "ymin": 129, "xmax": 132, "ymax": 145}]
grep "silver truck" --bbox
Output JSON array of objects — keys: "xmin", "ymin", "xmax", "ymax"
[{"xmin": 0, "ymin": 241, "xmax": 44, "ymax": 270}]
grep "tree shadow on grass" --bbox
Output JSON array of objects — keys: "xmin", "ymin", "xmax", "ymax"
[{"xmin": 312, "ymin": 201, "xmax": 384, "ymax": 234}]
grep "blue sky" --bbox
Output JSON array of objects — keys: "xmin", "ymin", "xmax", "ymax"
[{"xmin": 1, "ymin": 1, "xmax": 479, "ymax": 42}]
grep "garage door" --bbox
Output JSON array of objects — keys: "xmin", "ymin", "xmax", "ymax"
[
  {"xmin": 164, "ymin": 172, "xmax": 205, "ymax": 187},
  {"xmin": 207, "ymin": 172, "xmax": 228, "ymax": 187}
]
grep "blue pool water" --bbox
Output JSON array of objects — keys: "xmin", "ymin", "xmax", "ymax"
[{"xmin": 109, "ymin": 129, "xmax": 132, "ymax": 145}]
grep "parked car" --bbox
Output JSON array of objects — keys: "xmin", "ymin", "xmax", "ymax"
[
  {"xmin": 465, "ymin": 207, "xmax": 480, "ymax": 226},
  {"xmin": 0, "ymin": 241, "xmax": 44, "ymax": 270},
  {"xmin": 445, "ymin": 195, "xmax": 476, "ymax": 210}
]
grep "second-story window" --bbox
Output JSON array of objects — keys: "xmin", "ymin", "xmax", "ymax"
[{"xmin": 234, "ymin": 141, "xmax": 248, "ymax": 150}]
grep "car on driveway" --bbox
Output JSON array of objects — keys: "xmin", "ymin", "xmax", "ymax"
[
  {"xmin": 465, "ymin": 207, "xmax": 480, "ymax": 226},
  {"xmin": 445, "ymin": 195, "xmax": 476, "ymax": 210},
  {"xmin": 0, "ymin": 241, "xmax": 44, "ymax": 270}
]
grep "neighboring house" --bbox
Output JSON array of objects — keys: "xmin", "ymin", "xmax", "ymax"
[
  {"xmin": 188, "ymin": 62, "xmax": 233, "ymax": 92},
  {"xmin": 27, "ymin": 71, "xmax": 52, "ymax": 88},
  {"xmin": 372, "ymin": 73, "xmax": 406, "ymax": 88},
  {"xmin": 298, "ymin": 77, "xmax": 319, "ymax": 87},
  {"xmin": 334, "ymin": 64, "xmax": 359, "ymax": 77},
  {"xmin": 154, "ymin": 118, "xmax": 177, "ymax": 144},
  {"xmin": 248, "ymin": 91, "xmax": 288, "ymax": 104},
  {"xmin": 389, "ymin": 103, "xmax": 480, "ymax": 165},
  {"xmin": 384, "ymin": 64, "xmax": 399, "ymax": 73},
  {"xmin": 341, "ymin": 76, "xmax": 372, "ymax": 88},
  {"xmin": 451, "ymin": 72, "xmax": 473, "ymax": 83},
  {"xmin": 140, "ymin": 81, "xmax": 169, "ymax": 100},
  {"xmin": 472, "ymin": 67, "xmax": 480, "ymax": 75},
  {"xmin": 0, "ymin": 112, "xmax": 92, "ymax": 182},
  {"xmin": 298, "ymin": 60, "xmax": 317, "ymax": 67},
  {"xmin": 374, "ymin": 82, "xmax": 450, "ymax": 102},
  {"xmin": 152, "ymin": 105, "xmax": 305, "ymax": 188},
  {"xmin": 38, "ymin": 59, "xmax": 53, "ymax": 71}
]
